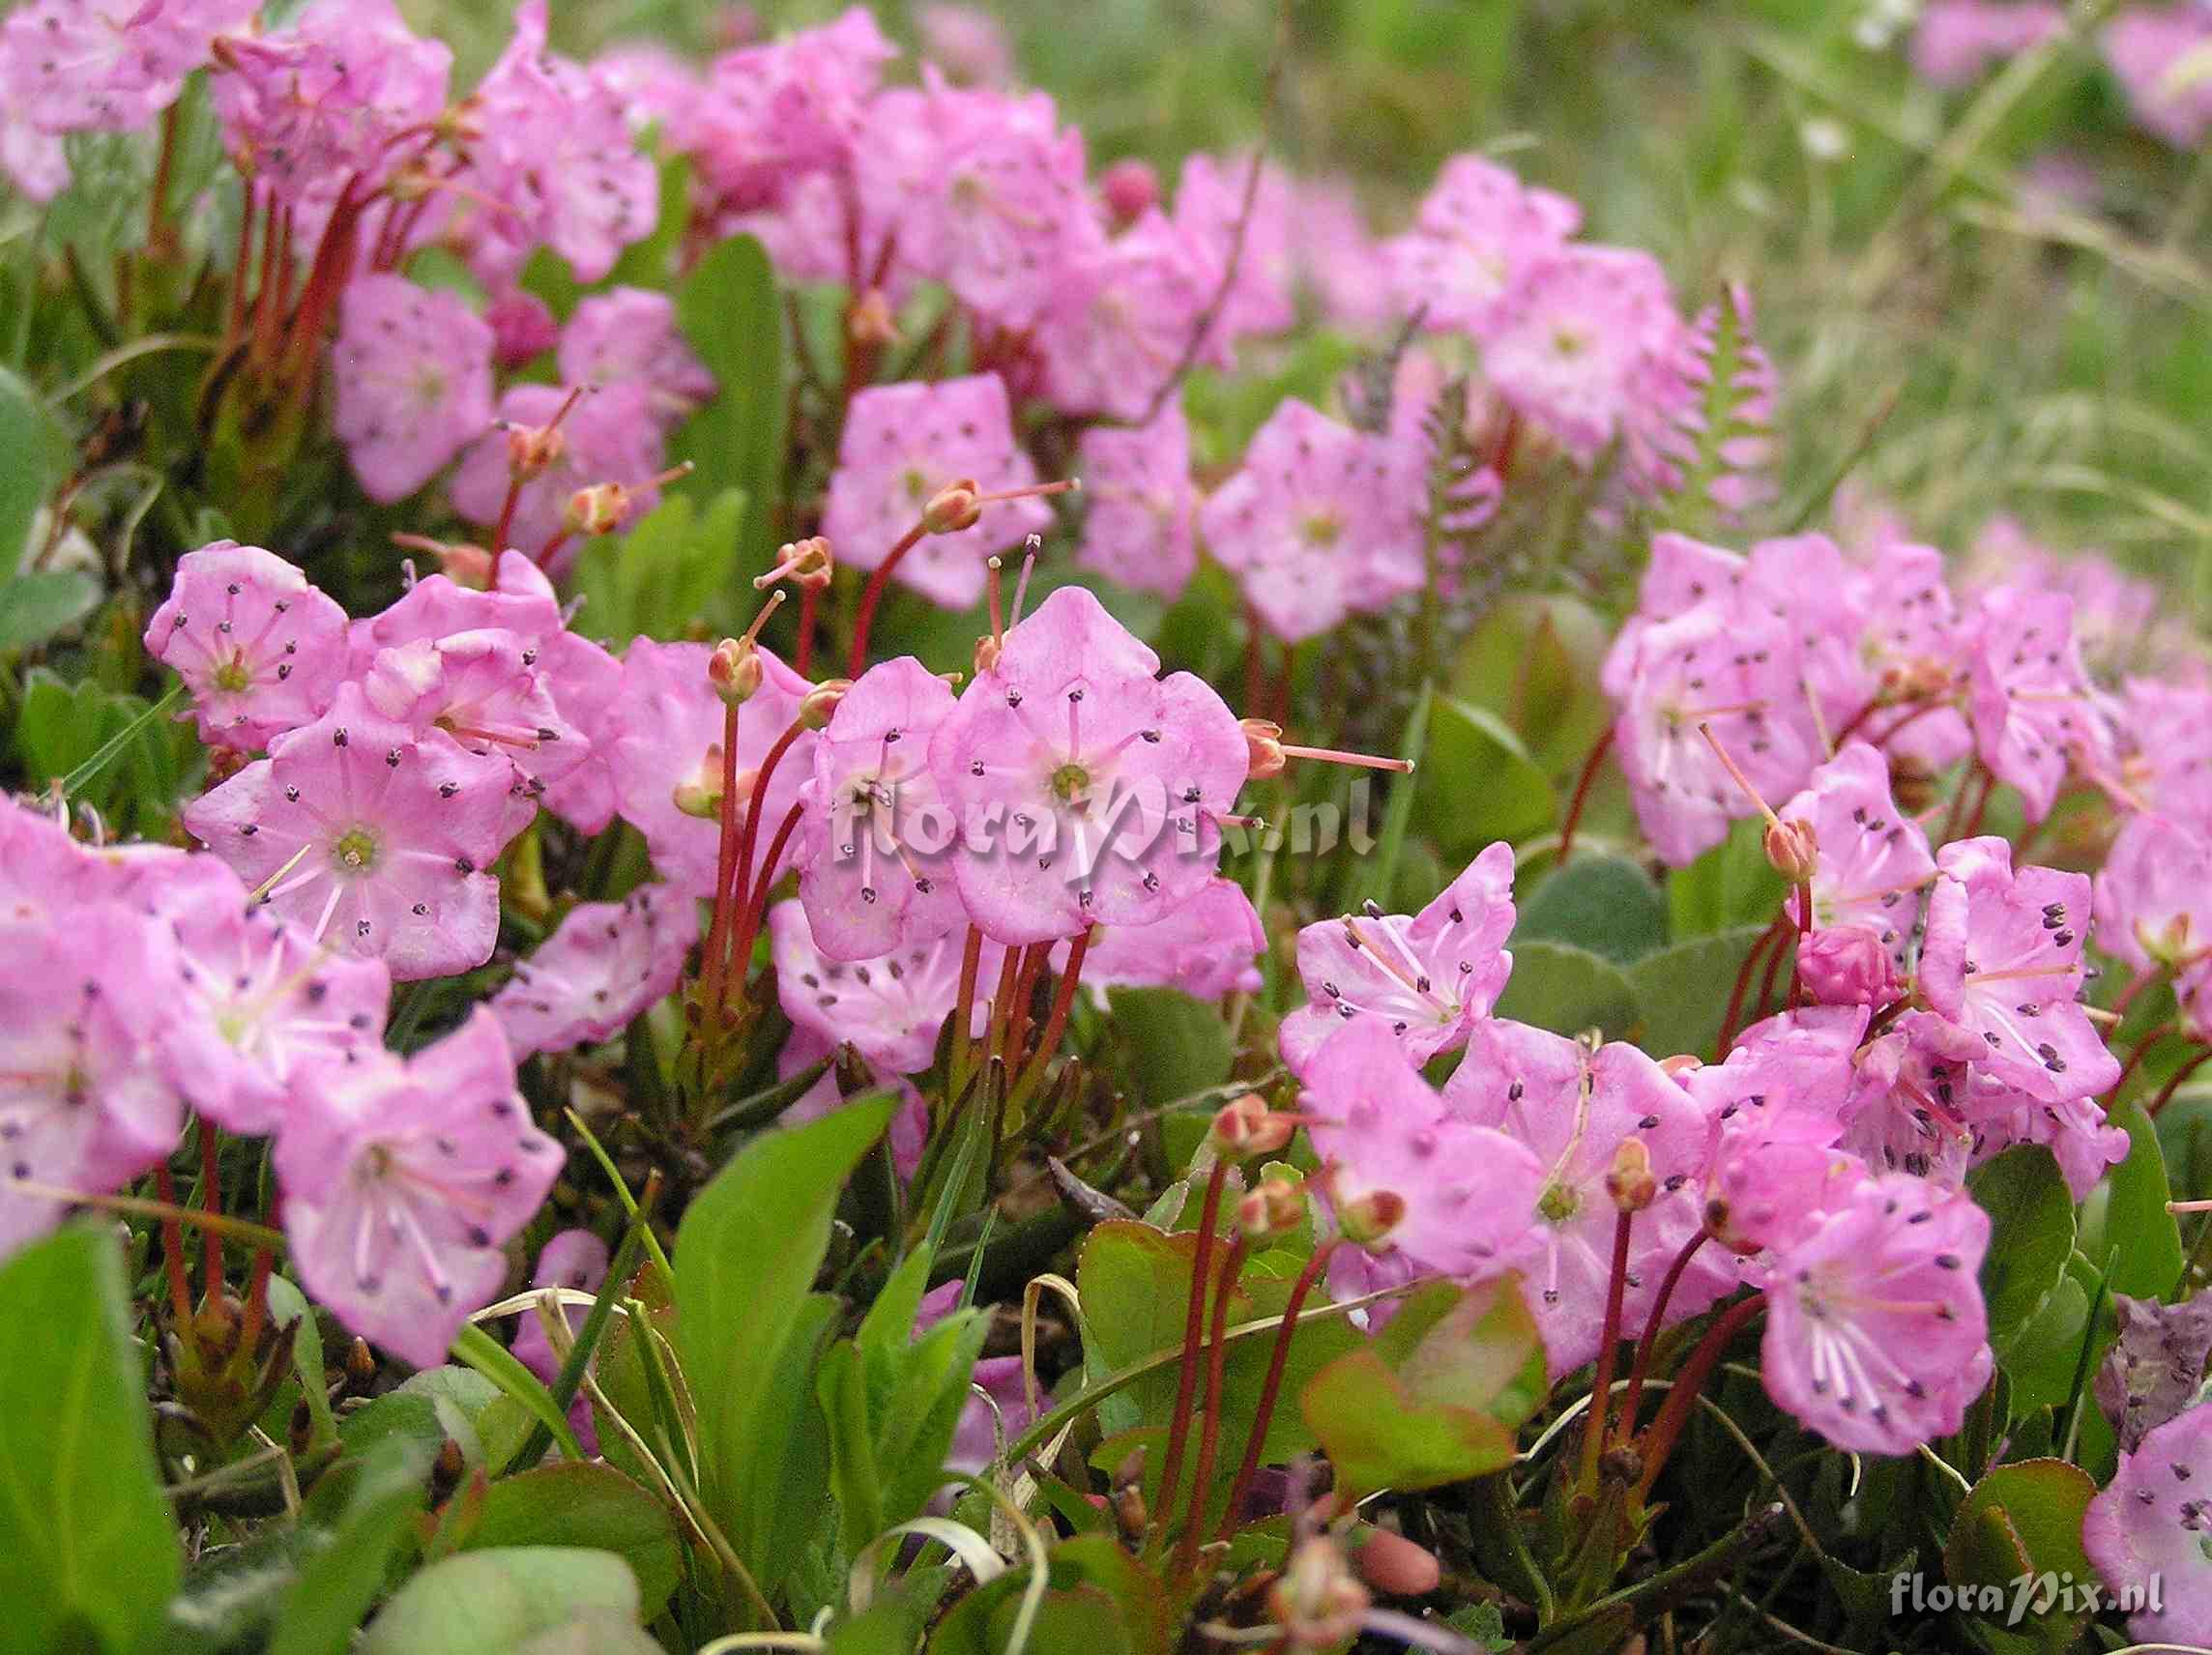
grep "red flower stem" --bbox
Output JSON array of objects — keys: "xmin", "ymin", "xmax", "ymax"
[
  {"xmin": 1827, "ymin": 696, "xmax": 1884, "ymax": 747},
  {"xmin": 1869, "ymin": 698, "xmax": 1952, "ymax": 751},
  {"xmin": 1960, "ymin": 768, "xmax": 1997, "ymax": 840},
  {"xmin": 154, "ymin": 1166, "xmax": 192, "ymax": 1322},
  {"xmin": 721, "ymin": 718, "xmax": 809, "ymax": 994},
  {"xmin": 948, "ymin": 926, "xmax": 984, "ymax": 1101},
  {"xmin": 199, "ymin": 1119, "xmax": 223, "ymax": 1298},
  {"xmin": 1790, "ymin": 878, "xmax": 1813, "ymax": 1010},
  {"xmin": 734, "ymin": 801, "xmax": 806, "ymax": 963},
  {"xmin": 2110, "ymin": 968, "xmax": 2165, "ymax": 1027},
  {"xmin": 1581, "ymin": 1209, "xmax": 1636, "ymax": 1486},
  {"xmin": 1001, "ymin": 943, "xmax": 1049, "ymax": 1067},
  {"xmin": 2110, "ymin": 1022, "xmax": 2177, "ymax": 1104},
  {"xmin": 238, "ymin": 1247, "xmax": 276, "ymax": 1350},
  {"xmin": 2148, "ymin": 1047, "xmax": 2212, "ymax": 1118},
  {"xmin": 983, "ymin": 945, "xmax": 1023, "ymax": 1073},
  {"xmin": 147, "ymin": 104, "xmax": 180, "ymax": 248},
  {"xmin": 848, "ymin": 519, "xmax": 930, "ymax": 678},
  {"xmin": 1157, "ymin": 1156, "xmax": 1232, "ymax": 1534},
  {"xmin": 1634, "ymin": 1292, "xmax": 1767, "ymax": 1498},
  {"xmin": 1753, "ymin": 926, "xmax": 1788, "ymax": 1028},
  {"xmin": 1618, "ymin": 1231, "xmax": 1710, "ymax": 1438},
  {"xmin": 698, "ymin": 700, "xmax": 744, "ymax": 1015},
  {"xmin": 1175, "ymin": 1232, "xmax": 1249, "ymax": 1577},
  {"xmin": 1216, "ymin": 1237, "xmax": 1338, "ymax": 1542},
  {"xmin": 1715, "ymin": 918, "xmax": 1785, "ymax": 1059},
  {"xmin": 533, "ymin": 529, "xmax": 571, "ymax": 571},
  {"xmin": 1242, "ymin": 604, "xmax": 1265, "ymax": 715},
  {"xmin": 1009, "ymin": 929, "xmax": 1091, "ymax": 1114},
  {"xmin": 1938, "ymin": 762, "xmax": 1987, "ymax": 846},
  {"xmin": 1557, "ymin": 726, "xmax": 1615, "ymax": 870},
  {"xmin": 796, "ymin": 585, "xmax": 818, "ymax": 678},
  {"xmin": 491, "ymin": 477, "xmax": 527, "ymax": 558},
  {"xmin": 225, "ymin": 185, "xmax": 258, "ymax": 343}
]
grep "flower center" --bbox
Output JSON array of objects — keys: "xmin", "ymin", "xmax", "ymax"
[
  {"xmin": 1049, "ymin": 761, "xmax": 1091, "ymax": 804},
  {"xmin": 212, "ymin": 653, "xmax": 252, "ymax": 694},
  {"xmin": 331, "ymin": 827, "xmax": 380, "ymax": 874},
  {"xmin": 902, "ymin": 467, "xmax": 932, "ymax": 508},
  {"xmin": 1298, "ymin": 509, "xmax": 1342, "ymax": 549},
  {"xmin": 1536, "ymin": 1181, "xmax": 1581, "ymax": 1223}
]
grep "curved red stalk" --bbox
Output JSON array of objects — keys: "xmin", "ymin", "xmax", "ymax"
[
  {"xmin": 1557, "ymin": 726, "xmax": 1615, "ymax": 870},
  {"xmin": 1156, "ymin": 1157, "xmax": 1231, "ymax": 1535}
]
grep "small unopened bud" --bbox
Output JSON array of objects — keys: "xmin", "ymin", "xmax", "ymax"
[
  {"xmin": 1211, "ymin": 1092, "xmax": 1294, "ymax": 1158},
  {"xmin": 288, "ymin": 1397, "xmax": 314, "ymax": 1456},
  {"xmin": 345, "ymin": 1336, "xmax": 377, "ymax": 1390},
  {"xmin": 1270, "ymin": 1536, "xmax": 1372, "ymax": 1649},
  {"xmin": 1764, "ymin": 816, "xmax": 1819, "ymax": 885},
  {"xmin": 972, "ymin": 631, "xmax": 1003, "ymax": 677},
  {"xmin": 1100, "ymin": 157, "xmax": 1160, "ymax": 226},
  {"xmin": 673, "ymin": 749, "xmax": 742, "ymax": 820},
  {"xmin": 430, "ymin": 1437, "xmax": 466, "ymax": 1503},
  {"xmin": 1606, "ymin": 1138, "xmax": 1656, "ymax": 1212},
  {"xmin": 1349, "ymin": 1525, "xmax": 1442, "ymax": 1597},
  {"xmin": 565, "ymin": 480, "xmax": 634, "ymax": 538},
  {"xmin": 709, "ymin": 638, "xmax": 765, "ymax": 708},
  {"xmin": 1658, "ymin": 1053, "xmax": 1703, "ymax": 1078},
  {"xmin": 847, "ymin": 288, "xmax": 898, "ymax": 349},
  {"xmin": 922, "ymin": 480, "xmax": 982, "ymax": 535},
  {"xmin": 1241, "ymin": 718, "xmax": 1288, "ymax": 780},
  {"xmin": 1238, "ymin": 1175, "xmax": 1305, "ymax": 1238},
  {"xmin": 505, "ymin": 421, "xmax": 567, "ymax": 479},
  {"xmin": 391, "ymin": 533, "xmax": 493, "ymax": 589},
  {"xmin": 799, "ymin": 678, "xmax": 852, "ymax": 730},
  {"xmin": 757, "ymin": 536, "xmax": 834, "ymax": 593},
  {"xmin": 1336, "ymin": 1188, "xmax": 1406, "ymax": 1250}
]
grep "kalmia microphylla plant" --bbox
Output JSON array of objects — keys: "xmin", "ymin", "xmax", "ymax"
[{"xmin": 2, "ymin": 2, "xmax": 2212, "ymax": 1652}]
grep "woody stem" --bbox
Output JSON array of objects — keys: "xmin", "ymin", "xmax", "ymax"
[
  {"xmin": 1618, "ymin": 1231, "xmax": 1710, "ymax": 1440},
  {"xmin": 698, "ymin": 700, "xmax": 744, "ymax": 1016},
  {"xmin": 1156, "ymin": 1156, "xmax": 1232, "ymax": 1538},
  {"xmin": 721, "ymin": 718, "xmax": 809, "ymax": 997},
  {"xmin": 1175, "ymin": 1232, "xmax": 1249, "ymax": 1576},
  {"xmin": 1216, "ymin": 1237, "xmax": 1338, "ymax": 1543},
  {"xmin": 1582, "ymin": 1209, "xmax": 1635, "ymax": 1486}
]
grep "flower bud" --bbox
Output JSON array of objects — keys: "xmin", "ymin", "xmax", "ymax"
[
  {"xmin": 1336, "ymin": 1188, "xmax": 1406, "ymax": 1250},
  {"xmin": 1764, "ymin": 816, "xmax": 1819, "ymax": 885},
  {"xmin": 709, "ymin": 638, "xmax": 765, "ymax": 708},
  {"xmin": 1606, "ymin": 1138, "xmax": 1656, "ymax": 1212},
  {"xmin": 922, "ymin": 480, "xmax": 982, "ymax": 535},
  {"xmin": 505, "ymin": 421, "xmax": 567, "ymax": 479},
  {"xmin": 1658, "ymin": 1053, "xmax": 1703, "ymax": 1078},
  {"xmin": 345, "ymin": 1336, "xmax": 377, "ymax": 1390},
  {"xmin": 1349, "ymin": 1525, "xmax": 1442, "ymax": 1597},
  {"xmin": 1240, "ymin": 717, "xmax": 1288, "ymax": 780},
  {"xmin": 1210, "ymin": 1092, "xmax": 1294, "ymax": 1158},
  {"xmin": 847, "ymin": 288, "xmax": 898, "ymax": 349},
  {"xmin": 1100, "ymin": 157, "xmax": 1160, "ymax": 227},
  {"xmin": 799, "ymin": 678, "xmax": 852, "ymax": 730},
  {"xmin": 1889, "ymin": 753, "xmax": 1939, "ymax": 816},
  {"xmin": 972, "ymin": 630, "xmax": 1003, "ymax": 677},
  {"xmin": 1269, "ymin": 1537, "xmax": 1371, "ymax": 1650},
  {"xmin": 1238, "ymin": 1176, "xmax": 1305, "ymax": 1238},
  {"xmin": 758, "ymin": 536, "xmax": 834, "ymax": 593}
]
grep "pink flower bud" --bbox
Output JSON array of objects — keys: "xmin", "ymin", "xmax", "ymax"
[
  {"xmin": 1240, "ymin": 717, "xmax": 1288, "ymax": 780},
  {"xmin": 709, "ymin": 638, "xmax": 765, "ymax": 708},
  {"xmin": 847, "ymin": 289, "xmax": 898, "ymax": 349},
  {"xmin": 799, "ymin": 679, "xmax": 852, "ymax": 731},
  {"xmin": 1238, "ymin": 1176, "xmax": 1305, "ymax": 1238},
  {"xmin": 1796, "ymin": 924, "xmax": 1904, "ymax": 1006},
  {"xmin": 1606, "ymin": 1138, "xmax": 1657, "ymax": 1212},
  {"xmin": 922, "ymin": 480, "xmax": 982, "ymax": 535},
  {"xmin": 1211, "ymin": 1091, "xmax": 1294, "ymax": 1158},
  {"xmin": 1764, "ymin": 816, "xmax": 1819, "ymax": 885},
  {"xmin": 1336, "ymin": 1188, "xmax": 1407, "ymax": 1250},
  {"xmin": 1349, "ymin": 1525, "xmax": 1441, "ymax": 1597},
  {"xmin": 1100, "ymin": 158, "xmax": 1160, "ymax": 227}
]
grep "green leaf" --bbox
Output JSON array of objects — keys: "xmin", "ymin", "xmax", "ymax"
[
  {"xmin": 568, "ymin": 487, "xmax": 748, "ymax": 646},
  {"xmin": 1108, "ymin": 986, "xmax": 1232, "ymax": 1105},
  {"xmin": 1941, "ymin": 1459, "xmax": 2098, "ymax": 1654},
  {"xmin": 2079, "ymin": 1103, "xmax": 2184, "ymax": 1301},
  {"xmin": 2000, "ymin": 1273, "xmax": 2091, "ymax": 1417},
  {"xmin": 1625, "ymin": 924, "xmax": 1770, "ymax": 1060},
  {"xmin": 1367, "ymin": 680, "xmax": 1432, "ymax": 910},
  {"xmin": 450, "ymin": 1323, "xmax": 581, "ymax": 1461},
  {"xmin": 1413, "ymin": 695, "xmax": 1557, "ymax": 859},
  {"xmin": 1451, "ymin": 593, "xmax": 1616, "ymax": 779},
  {"xmin": 670, "ymin": 234, "xmax": 786, "ymax": 567},
  {"xmin": 0, "ymin": 1226, "xmax": 179, "ymax": 1655},
  {"xmin": 677, "ymin": 1094, "xmax": 895, "ymax": 1606},
  {"xmin": 1492, "ymin": 939, "xmax": 1640, "ymax": 1040},
  {"xmin": 1515, "ymin": 855, "xmax": 1668, "ymax": 965},
  {"xmin": 1967, "ymin": 1147, "xmax": 2077, "ymax": 1358},
  {"xmin": 1299, "ymin": 1278, "xmax": 1545, "ymax": 1497},
  {"xmin": 268, "ymin": 1436, "xmax": 432, "ymax": 1655},
  {"xmin": 13, "ymin": 669, "xmax": 194, "ymax": 833},
  {"xmin": 359, "ymin": 1548, "xmax": 647, "ymax": 1654},
  {"xmin": 1667, "ymin": 816, "xmax": 1788, "ymax": 940},
  {"xmin": 0, "ymin": 569, "xmax": 100, "ymax": 653},
  {"xmin": 605, "ymin": 151, "xmax": 693, "ymax": 291},
  {"xmin": 457, "ymin": 1463, "xmax": 681, "ymax": 1615}
]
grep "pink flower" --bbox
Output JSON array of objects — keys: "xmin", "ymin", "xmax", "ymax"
[
  {"xmin": 1918, "ymin": 836, "xmax": 2121, "ymax": 1106},
  {"xmin": 182, "ymin": 683, "xmax": 514, "ymax": 980},
  {"xmin": 1034, "ymin": 211, "xmax": 1220, "ymax": 421},
  {"xmin": 1847, "ymin": 532, "xmax": 1973, "ymax": 770},
  {"xmin": 1302, "ymin": 1020, "xmax": 1548, "ymax": 1280},
  {"xmin": 1483, "ymin": 246, "xmax": 1687, "ymax": 465},
  {"xmin": 2095, "ymin": 811, "xmax": 2212, "ymax": 976},
  {"xmin": 1383, "ymin": 153, "xmax": 1577, "ymax": 338},
  {"xmin": 1756, "ymin": 1172, "xmax": 1992, "ymax": 1454},
  {"xmin": 1196, "ymin": 397, "xmax": 1426, "ymax": 644},
  {"xmin": 276, "ymin": 1008, "xmax": 560, "ymax": 1367},
  {"xmin": 0, "ymin": 111, "xmax": 67, "ymax": 201},
  {"xmin": 604, "ymin": 637, "xmax": 815, "ymax": 901},
  {"xmin": 1840, "ymin": 1015, "xmax": 1980, "ymax": 1185},
  {"xmin": 449, "ymin": 382, "xmax": 665, "ymax": 570},
  {"xmin": 483, "ymin": 288, "xmax": 562, "ymax": 367},
  {"xmin": 510, "ymin": 1228, "xmax": 608, "ymax": 1452},
  {"xmin": 491, "ymin": 884, "xmax": 697, "ymax": 1059},
  {"xmin": 153, "ymin": 860, "xmax": 391, "ymax": 1135},
  {"xmin": 778, "ymin": 1027, "xmax": 931, "ymax": 1179},
  {"xmin": 2115, "ymin": 678, "xmax": 2212, "ymax": 826},
  {"xmin": 1072, "ymin": 877, "xmax": 1266, "ymax": 1002},
  {"xmin": 557, "ymin": 288, "xmax": 716, "ymax": 427},
  {"xmin": 1778, "ymin": 743, "xmax": 1936, "ymax": 1005},
  {"xmin": 1911, "ymin": 1, "xmax": 2062, "ymax": 86},
  {"xmin": 0, "ymin": 903, "xmax": 185, "ymax": 1257},
  {"xmin": 208, "ymin": 0, "xmax": 450, "ymax": 205},
  {"xmin": 799, "ymin": 656, "xmax": 966, "ymax": 963},
  {"xmin": 926, "ymin": 587, "xmax": 1248, "ymax": 945},
  {"xmin": 361, "ymin": 625, "xmax": 588, "ymax": 840},
  {"xmin": 1172, "ymin": 152, "xmax": 1296, "ymax": 344},
  {"xmin": 914, "ymin": 1279, "xmax": 1033, "ymax": 1480},
  {"xmin": 2083, "ymin": 1399, "xmax": 2212, "ymax": 1646},
  {"xmin": 820, "ymin": 375, "xmax": 1055, "ymax": 609},
  {"xmin": 1444, "ymin": 1020, "xmax": 1726, "ymax": 1378},
  {"xmin": 2103, "ymin": 6, "xmax": 2212, "ymax": 148},
  {"xmin": 769, "ymin": 900, "xmax": 999, "ymax": 1075},
  {"xmin": 332, "ymin": 276, "xmax": 495, "ymax": 503},
  {"xmin": 1692, "ymin": 1007, "xmax": 1875, "ymax": 1253},
  {"xmin": 145, "ymin": 540, "xmax": 351, "ymax": 750},
  {"xmin": 691, "ymin": 6, "xmax": 896, "ymax": 212},
  {"xmin": 1278, "ymin": 842, "xmax": 1516, "ymax": 1073},
  {"xmin": 466, "ymin": 0, "xmax": 656, "ymax": 283},
  {"xmin": 1, "ymin": 0, "xmax": 254, "ymax": 135},
  {"xmin": 1610, "ymin": 605, "xmax": 1822, "ymax": 866},
  {"xmin": 1073, "ymin": 404, "xmax": 1198, "ymax": 597},
  {"xmin": 917, "ymin": 4, "xmax": 1013, "ymax": 87},
  {"xmin": 1965, "ymin": 585, "xmax": 2111, "ymax": 824}
]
